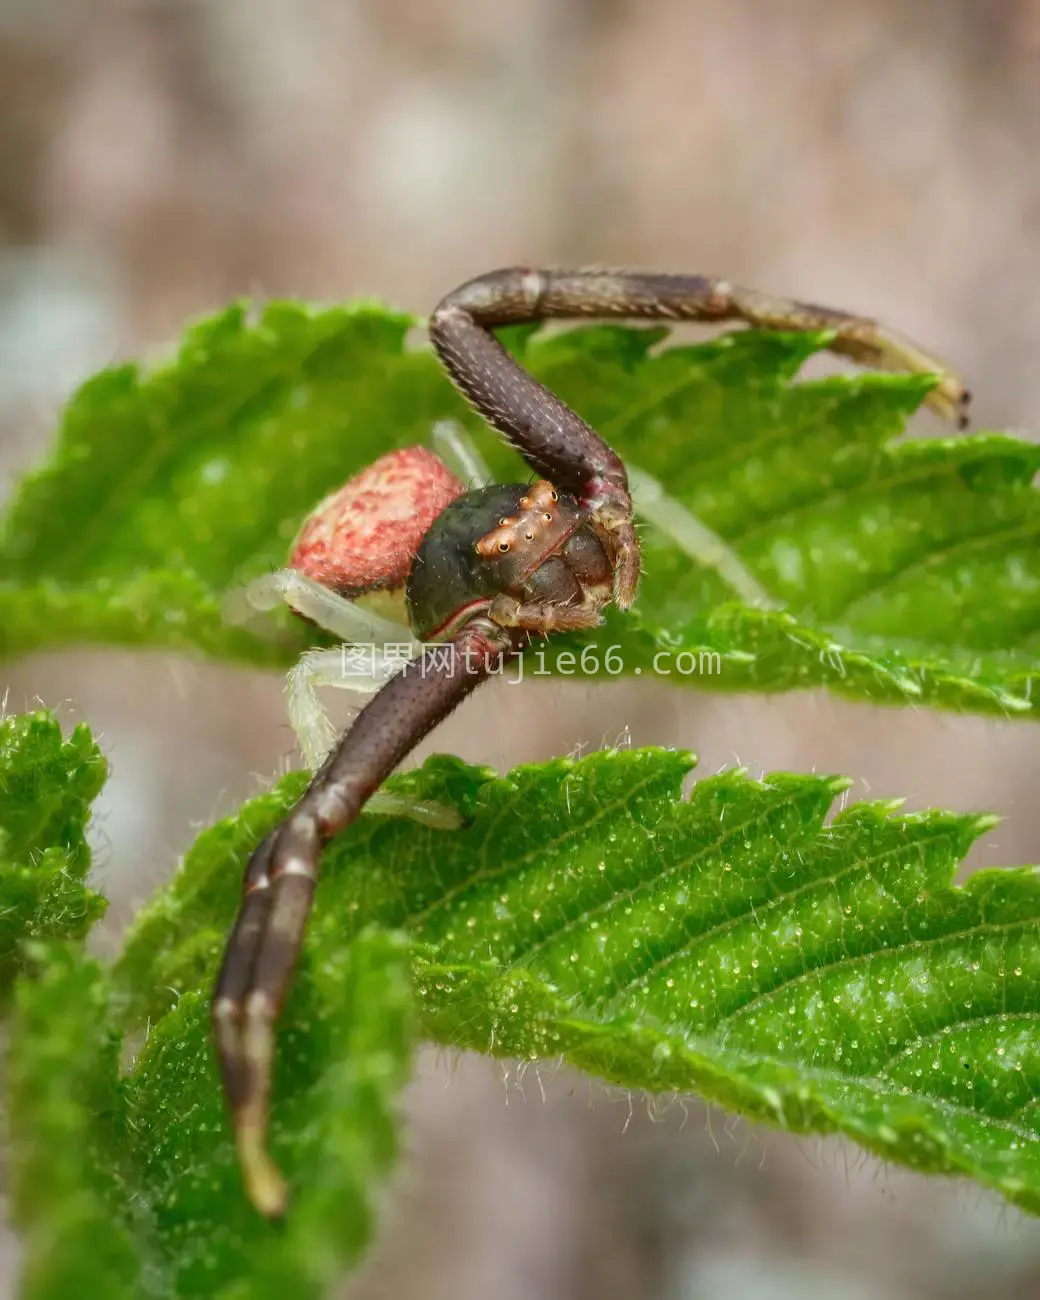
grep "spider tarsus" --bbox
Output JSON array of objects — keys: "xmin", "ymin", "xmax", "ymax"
[
  {"xmin": 610, "ymin": 532, "xmax": 640, "ymax": 610},
  {"xmin": 951, "ymin": 384, "xmax": 972, "ymax": 431},
  {"xmin": 236, "ymin": 1121, "xmax": 289, "ymax": 1219}
]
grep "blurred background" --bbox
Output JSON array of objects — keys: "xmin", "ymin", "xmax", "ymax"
[{"xmin": 2, "ymin": 1, "xmax": 1040, "ymax": 1296}]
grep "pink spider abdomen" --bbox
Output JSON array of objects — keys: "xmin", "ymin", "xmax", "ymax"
[{"xmin": 289, "ymin": 446, "xmax": 465, "ymax": 596}]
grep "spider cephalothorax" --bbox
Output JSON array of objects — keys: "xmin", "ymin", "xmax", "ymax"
[
  {"xmin": 406, "ymin": 478, "xmax": 613, "ymax": 642},
  {"xmin": 213, "ymin": 267, "xmax": 971, "ymax": 1216}
]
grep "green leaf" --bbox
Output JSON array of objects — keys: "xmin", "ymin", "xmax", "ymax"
[
  {"xmin": 0, "ymin": 710, "xmax": 107, "ymax": 1001},
  {"xmin": 1, "ymin": 304, "xmax": 1037, "ymax": 715},
  {"xmin": 1, "ymin": 707, "xmax": 413, "ymax": 1298},
  {"xmin": 6, "ymin": 946, "xmax": 143, "ymax": 1299},
  {"xmin": 120, "ymin": 746, "xmax": 1040, "ymax": 1219},
  {"xmin": 7, "ymin": 929, "xmax": 412, "ymax": 1298},
  {"xmin": 7, "ymin": 709, "xmax": 1040, "ymax": 1294}
]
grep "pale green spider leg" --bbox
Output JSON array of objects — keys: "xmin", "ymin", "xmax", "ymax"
[
  {"xmin": 224, "ymin": 566, "xmax": 415, "ymax": 642},
  {"xmin": 625, "ymin": 465, "xmax": 777, "ymax": 609},
  {"xmin": 224, "ymin": 569, "xmax": 461, "ymax": 829},
  {"xmin": 434, "ymin": 420, "xmax": 775, "ymax": 607},
  {"xmin": 431, "ymin": 417, "xmax": 494, "ymax": 488},
  {"xmin": 286, "ymin": 643, "xmax": 412, "ymax": 767}
]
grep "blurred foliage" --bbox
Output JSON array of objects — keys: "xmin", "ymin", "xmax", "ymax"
[
  {"xmin": 0, "ymin": 711, "xmax": 106, "ymax": 1003},
  {"xmin": 9, "ymin": 922, "xmax": 412, "ymax": 1299}
]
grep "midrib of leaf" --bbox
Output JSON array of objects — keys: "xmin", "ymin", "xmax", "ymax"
[{"xmin": 0, "ymin": 302, "xmax": 1037, "ymax": 718}]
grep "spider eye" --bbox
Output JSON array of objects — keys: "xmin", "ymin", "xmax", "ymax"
[
  {"xmin": 543, "ymin": 512, "xmax": 553, "ymax": 522},
  {"xmin": 524, "ymin": 530, "xmax": 534, "ymax": 541},
  {"xmin": 498, "ymin": 540, "xmax": 510, "ymax": 552},
  {"xmin": 499, "ymin": 517, "xmax": 510, "ymax": 526},
  {"xmin": 549, "ymin": 489, "xmax": 558, "ymax": 502}
]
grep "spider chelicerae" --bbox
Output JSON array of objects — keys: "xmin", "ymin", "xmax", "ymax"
[{"xmin": 212, "ymin": 266, "xmax": 970, "ymax": 1216}]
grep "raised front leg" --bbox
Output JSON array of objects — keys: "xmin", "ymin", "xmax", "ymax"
[
  {"xmin": 430, "ymin": 267, "xmax": 971, "ymax": 609},
  {"xmin": 431, "ymin": 274, "xmax": 638, "ymax": 609},
  {"xmin": 213, "ymin": 623, "xmax": 515, "ymax": 1216}
]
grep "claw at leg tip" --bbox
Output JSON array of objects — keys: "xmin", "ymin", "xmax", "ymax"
[
  {"xmin": 934, "ymin": 377, "xmax": 971, "ymax": 430},
  {"xmin": 957, "ymin": 388, "xmax": 972, "ymax": 431}
]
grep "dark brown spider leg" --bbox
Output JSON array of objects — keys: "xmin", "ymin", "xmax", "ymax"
[
  {"xmin": 430, "ymin": 268, "xmax": 970, "ymax": 607},
  {"xmin": 487, "ymin": 554, "xmax": 606, "ymax": 634},
  {"xmin": 433, "ymin": 266, "xmax": 970, "ymax": 429},
  {"xmin": 430, "ymin": 279, "xmax": 639, "ymax": 610},
  {"xmin": 213, "ymin": 622, "xmax": 516, "ymax": 1216},
  {"xmin": 488, "ymin": 594, "xmax": 604, "ymax": 635}
]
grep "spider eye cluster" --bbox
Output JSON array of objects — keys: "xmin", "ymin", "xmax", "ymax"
[{"xmin": 475, "ymin": 479, "xmax": 561, "ymax": 558}]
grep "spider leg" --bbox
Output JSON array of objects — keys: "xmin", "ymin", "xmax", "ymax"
[
  {"xmin": 213, "ymin": 622, "xmax": 516, "ymax": 1216},
  {"xmin": 431, "ymin": 276, "xmax": 637, "ymax": 609},
  {"xmin": 430, "ymin": 268, "xmax": 971, "ymax": 608},
  {"xmin": 287, "ymin": 645, "xmax": 412, "ymax": 768},
  {"xmin": 626, "ymin": 463, "xmax": 777, "ymax": 609},
  {"xmin": 286, "ymin": 646, "xmax": 464, "ymax": 828},
  {"xmin": 225, "ymin": 569, "xmax": 414, "ymax": 646},
  {"xmin": 431, "ymin": 419, "xmax": 493, "ymax": 489},
  {"xmin": 488, "ymin": 594, "xmax": 604, "ymax": 635}
]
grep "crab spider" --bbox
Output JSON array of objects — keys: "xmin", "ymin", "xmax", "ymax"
[
  {"xmin": 214, "ymin": 267, "xmax": 970, "ymax": 1216},
  {"xmin": 229, "ymin": 415, "xmax": 771, "ymax": 775}
]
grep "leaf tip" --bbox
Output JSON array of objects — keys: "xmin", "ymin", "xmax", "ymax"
[{"xmin": 968, "ymin": 812, "xmax": 1001, "ymax": 837}]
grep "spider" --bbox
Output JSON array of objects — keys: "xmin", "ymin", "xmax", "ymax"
[{"xmin": 212, "ymin": 267, "xmax": 970, "ymax": 1216}]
